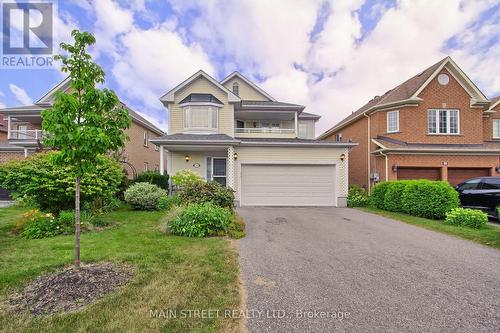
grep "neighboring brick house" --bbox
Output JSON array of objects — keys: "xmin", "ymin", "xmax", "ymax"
[
  {"xmin": 0, "ymin": 78, "xmax": 166, "ymax": 179},
  {"xmin": 319, "ymin": 56, "xmax": 500, "ymax": 189}
]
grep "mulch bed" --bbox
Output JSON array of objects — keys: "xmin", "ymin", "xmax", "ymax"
[{"xmin": 8, "ymin": 262, "xmax": 133, "ymax": 316}]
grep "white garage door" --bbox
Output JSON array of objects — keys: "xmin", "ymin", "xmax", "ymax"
[{"xmin": 241, "ymin": 164, "xmax": 336, "ymax": 206}]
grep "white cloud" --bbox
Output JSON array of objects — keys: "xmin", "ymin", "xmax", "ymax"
[
  {"xmin": 0, "ymin": 90, "xmax": 5, "ymax": 109},
  {"xmin": 9, "ymin": 84, "xmax": 32, "ymax": 105},
  {"xmin": 77, "ymin": 0, "xmax": 498, "ymax": 136}
]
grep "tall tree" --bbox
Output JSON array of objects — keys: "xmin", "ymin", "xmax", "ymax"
[{"xmin": 42, "ymin": 30, "xmax": 131, "ymax": 267}]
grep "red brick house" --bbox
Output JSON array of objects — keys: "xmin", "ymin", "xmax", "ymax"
[{"xmin": 319, "ymin": 57, "xmax": 500, "ymax": 189}]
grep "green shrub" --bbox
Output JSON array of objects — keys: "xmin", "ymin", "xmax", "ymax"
[
  {"xmin": 445, "ymin": 208, "xmax": 488, "ymax": 229},
  {"xmin": 169, "ymin": 202, "xmax": 231, "ymax": 237},
  {"xmin": 180, "ymin": 181, "xmax": 235, "ymax": 210},
  {"xmin": 171, "ymin": 170, "xmax": 203, "ymax": 187},
  {"xmin": 402, "ymin": 180, "xmax": 459, "ymax": 219},
  {"xmin": 57, "ymin": 210, "xmax": 76, "ymax": 233},
  {"xmin": 159, "ymin": 204, "xmax": 185, "ymax": 234},
  {"xmin": 136, "ymin": 171, "xmax": 169, "ymax": 190},
  {"xmin": 384, "ymin": 181, "xmax": 413, "ymax": 212},
  {"xmin": 370, "ymin": 182, "xmax": 390, "ymax": 209},
  {"xmin": 157, "ymin": 195, "xmax": 182, "ymax": 211},
  {"xmin": 0, "ymin": 151, "xmax": 123, "ymax": 214},
  {"xmin": 347, "ymin": 185, "xmax": 369, "ymax": 207},
  {"xmin": 228, "ymin": 213, "xmax": 246, "ymax": 239},
  {"xmin": 124, "ymin": 182, "xmax": 167, "ymax": 210},
  {"xmin": 18, "ymin": 209, "xmax": 64, "ymax": 239}
]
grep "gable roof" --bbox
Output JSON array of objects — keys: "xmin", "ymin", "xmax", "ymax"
[
  {"xmin": 221, "ymin": 71, "xmax": 276, "ymax": 101},
  {"xmin": 488, "ymin": 96, "xmax": 500, "ymax": 111},
  {"xmin": 160, "ymin": 70, "xmax": 241, "ymax": 105},
  {"xmin": 318, "ymin": 56, "xmax": 490, "ymax": 139},
  {"xmin": 36, "ymin": 76, "xmax": 72, "ymax": 105}
]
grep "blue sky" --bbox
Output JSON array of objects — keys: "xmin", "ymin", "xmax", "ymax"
[{"xmin": 0, "ymin": 0, "xmax": 499, "ymax": 132}]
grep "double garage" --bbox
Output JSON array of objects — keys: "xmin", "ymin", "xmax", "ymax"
[
  {"xmin": 234, "ymin": 145, "xmax": 352, "ymax": 207},
  {"xmin": 397, "ymin": 167, "xmax": 491, "ymax": 186}
]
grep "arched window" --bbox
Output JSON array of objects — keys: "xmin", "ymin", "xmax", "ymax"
[{"xmin": 232, "ymin": 82, "xmax": 239, "ymax": 96}]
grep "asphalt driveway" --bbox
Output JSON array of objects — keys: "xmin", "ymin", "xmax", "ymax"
[{"xmin": 237, "ymin": 207, "xmax": 500, "ymax": 333}]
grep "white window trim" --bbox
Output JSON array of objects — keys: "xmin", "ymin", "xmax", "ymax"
[
  {"xmin": 493, "ymin": 119, "xmax": 500, "ymax": 139},
  {"xmin": 427, "ymin": 109, "xmax": 460, "ymax": 135},
  {"xmin": 143, "ymin": 130, "xmax": 149, "ymax": 147},
  {"xmin": 183, "ymin": 105, "xmax": 219, "ymax": 132},
  {"xmin": 386, "ymin": 110, "xmax": 399, "ymax": 133},
  {"xmin": 206, "ymin": 156, "xmax": 227, "ymax": 186}
]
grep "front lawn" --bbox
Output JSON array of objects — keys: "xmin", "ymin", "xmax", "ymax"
[
  {"xmin": 359, "ymin": 206, "xmax": 500, "ymax": 249},
  {"xmin": 0, "ymin": 206, "xmax": 242, "ymax": 332}
]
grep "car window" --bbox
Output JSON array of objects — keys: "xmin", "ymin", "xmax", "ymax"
[
  {"xmin": 457, "ymin": 178, "xmax": 481, "ymax": 191},
  {"xmin": 481, "ymin": 178, "xmax": 500, "ymax": 190}
]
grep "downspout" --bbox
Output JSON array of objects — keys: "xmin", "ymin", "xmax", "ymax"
[
  {"xmin": 364, "ymin": 113, "xmax": 371, "ymax": 193},
  {"xmin": 380, "ymin": 151, "xmax": 389, "ymax": 181}
]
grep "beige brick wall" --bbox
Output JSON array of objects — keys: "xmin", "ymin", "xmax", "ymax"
[{"xmin": 121, "ymin": 122, "xmax": 163, "ymax": 177}]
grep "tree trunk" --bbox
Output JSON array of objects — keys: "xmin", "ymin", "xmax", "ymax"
[{"xmin": 74, "ymin": 176, "xmax": 81, "ymax": 268}]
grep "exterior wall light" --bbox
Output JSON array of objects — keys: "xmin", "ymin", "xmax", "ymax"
[
  {"xmin": 234, "ymin": 152, "xmax": 238, "ymax": 160},
  {"xmin": 185, "ymin": 155, "xmax": 191, "ymax": 163},
  {"xmin": 392, "ymin": 164, "xmax": 398, "ymax": 172},
  {"xmin": 496, "ymin": 166, "xmax": 500, "ymax": 174},
  {"xmin": 340, "ymin": 153, "xmax": 346, "ymax": 161}
]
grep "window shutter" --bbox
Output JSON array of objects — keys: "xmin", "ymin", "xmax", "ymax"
[{"xmin": 206, "ymin": 157, "xmax": 212, "ymax": 180}]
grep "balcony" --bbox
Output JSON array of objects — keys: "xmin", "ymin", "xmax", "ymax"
[
  {"xmin": 235, "ymin": 127, "xmax": 296, "ymax": 138},
  {"xmin": 9, "ymin": 129, "xmax": 46, "ymax": 140}
]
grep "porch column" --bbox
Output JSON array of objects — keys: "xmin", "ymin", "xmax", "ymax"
[
  {"xmin": 227, "ymin": 146, "xmax": 235, "ymax": 190},
  {"xmin": 24, "ymin": 148, "xmax": 28, "ymax": 158},
  {"xmin": 159, "ymin": 145, "xmax": 164, "ymax": 175},
  {"xmin": 7, "ymin": 115, "xmax": 11, "ymax": 139},
  {"xmin": 294, "ymin": 112, "xmax": 298, "ymax": 138}
]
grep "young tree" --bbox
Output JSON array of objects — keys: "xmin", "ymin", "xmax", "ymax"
[{"xmin": 42, "ymin": 30, "xmax": 131, "ymax": 267}]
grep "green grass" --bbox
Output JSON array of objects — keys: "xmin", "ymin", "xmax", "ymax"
[
  {"xmin": 0, "ymin": 206, "xmax": 241, "ymax": 332},
  {"xmin": 359, "ymin": 206, "xmax": 500, "ymax": 249}
]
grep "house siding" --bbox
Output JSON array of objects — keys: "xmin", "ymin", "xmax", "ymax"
[
  {"xmin": 222, "ymin": 77, "xmax": 269, "ymax": 101},
  {"xmin": 169, "ymin": 76, "xmax": 234, "ymax": 136}
]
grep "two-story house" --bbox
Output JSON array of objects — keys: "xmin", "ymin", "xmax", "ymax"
[
  {"xmin": 0, "ymin": 78, "xmax": 166, "ymax": 178},
  {"xmin": 150, "ymin": 70, "xmax": 355, "ymax": 207},
  {"xmin": 319, "ymin": 56, "xmax": 500, "ymax": 189}
]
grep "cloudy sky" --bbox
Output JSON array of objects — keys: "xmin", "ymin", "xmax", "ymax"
[{"xmin": 0, "ymin": 0, "xmax": 499, "ymax": 134}]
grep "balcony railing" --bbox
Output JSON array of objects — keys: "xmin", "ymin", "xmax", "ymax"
[
  {"xmin": 8, "ymin": 129, "xmax": 46, "ymax": 140},
  {"xmin": 235, "ymin": 128, "xmax": 295, "ymax": 134}
]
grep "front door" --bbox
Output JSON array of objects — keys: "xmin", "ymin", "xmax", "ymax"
[{"xmin": 208, "ymin": 157, "xmax": 227, "ymax": 186}]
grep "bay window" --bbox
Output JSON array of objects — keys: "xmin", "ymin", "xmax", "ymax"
[
  {"xmin": 428, "ymin": 109, "xmax": 459, "ymax": 134},
  {"xmin": 183, "ymin": 106, "xmax": 218, "ymax": 131}
]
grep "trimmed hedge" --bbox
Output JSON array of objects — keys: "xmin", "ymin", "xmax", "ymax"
[
  {"xmin": 370, "ymin": 182, "xmax": 390, "ymax": 209},
  {"xmin": 445, "ymin": 208, "xmax": 487, "ymax": 229},
  {"xmin": 402, "ymin": 180, "xmax": 459, "ymax": 219},
  {"xmin": 370, "ymin": 180, "xmax": 459, "ymax": 220},
  {"xmin": 124, "ymin": 182, "xmax": 167, "ymax": 210},
  {"xmin": 384, "ymin": 180, "xmax": 414, "ymax": 212},
  {"xmin": 136, "ymin": 171, "xmax": 169, "ymax": 190}
]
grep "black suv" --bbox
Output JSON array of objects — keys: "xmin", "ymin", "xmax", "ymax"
[{"xmin": 455, "ymin": 177, "xmax": 500, "ymax": 220}]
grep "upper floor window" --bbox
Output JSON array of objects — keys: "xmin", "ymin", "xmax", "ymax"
[
  {"xmin": 184, "ymin": 106, "xmax": 218, "ymax": 130},
  {"xmin": 428, "ymin": 109, "xmax": 459, "ymax": 134},
  {"xmin": 386, "ymin": 110, "xmax": 399, "ymax": 133},
  {"xmin": 143, "ymin": 130, "xmax": 149, "ymax": 146},
  {"xmin": 232, "ymin": 82, "xmax": 239, "ymax": 96},
  {"xmin": 335, "ymin": 133, "xmax": 342, "ymax": 142},
  {"xmin": 493, "ymin": 119, "xmax": 500, "ymax": 139}
]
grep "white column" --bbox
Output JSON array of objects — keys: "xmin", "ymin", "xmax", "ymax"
[
  {"xmin": 24, "ymin": 148, "xmax": 28, "ymax": 158},
  {"xmin": 227, "ymin": 146, "xmax": 235, "ymax": 189},
  {"xmin": 294, "ymin": 112, "xmax": 298, "ymax": 138},
  {"xmin": 7, "ymin": 115, "xmax": 11, "ymax": 139},
  {"xmin": 159, "ymin": 145, "xmax": 164, "ymax": 175}
]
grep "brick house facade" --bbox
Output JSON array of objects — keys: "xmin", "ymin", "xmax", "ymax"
[
  {"xmin": 0, "ymin": 78, "xmax": 166, "ymax": 180},
  {"xmin": 319, "ymin": 57, "xmax": 500, "ymax": 189}
]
